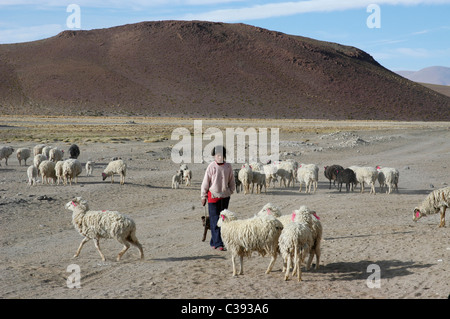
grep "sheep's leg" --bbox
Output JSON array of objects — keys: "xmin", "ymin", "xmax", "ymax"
[
  {"xmin": 284, "ymin": 254, "xmax": 291, "ymax": 281},
  {"xmin": 265, "ymin": 253, "xmax": 277, "ymax": 274},
  {"xmin": 239, "ymin": 255, "xmax": 244, "ymax": 275},
  {"xmin": 231, "ymin": 255, "xmax": 237, "ymax": 276},
  {"xmin": 117, "ymin": 241, "xmax": 130, "ymax": 261},
  {"xmin": 93, "ymin": 238, "xmax": 106, "ymax": 261},
  {"xmin": 296, "ymin": 249, "xmax": 303, "ymax": 282},
  {"xmin": 128, "ymin": 233, "xmax": 144, "ymax": 259},
  {"xmin": 111, "ymin": 174, "xmax": 114, "ymax": 184},
  {"xmin": 74, "ymin": 237, "xmax": 90, "ymax": 258},
  {"xmin": 439, "ymin": 206, "xmax": 446, "ymax": 228}
]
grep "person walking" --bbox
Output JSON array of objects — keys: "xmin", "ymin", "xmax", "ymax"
[{"xmin": 201, "ymin": 146, "xmax": 235, "ymax": 251}]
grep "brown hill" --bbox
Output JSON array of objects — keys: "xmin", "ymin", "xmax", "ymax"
[{"xmin": 1, "ymin": 20, "xmax": 449, "ymax": 120}]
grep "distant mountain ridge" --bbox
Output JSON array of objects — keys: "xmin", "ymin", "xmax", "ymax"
[
  {"xmin": 0, "ymin": 20, "xmax": 449, "ymax": 121},
  {"xmin": 396, "ymin": 66, "xmax": 450, "ymax": 86}
]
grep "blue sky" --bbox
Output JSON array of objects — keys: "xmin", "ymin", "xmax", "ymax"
[{"xmin": 0, "ymin": 0, "xmax": 449, "ymax": 71}]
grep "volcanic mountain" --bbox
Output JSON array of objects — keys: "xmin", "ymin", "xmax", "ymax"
[{"xmin": 1, "ymin": 20, "xmax": 449, "ymax": 120}]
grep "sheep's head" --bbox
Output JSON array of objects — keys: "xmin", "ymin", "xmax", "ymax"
[
  {"xmin": 259, "ymin": 203, "xmax": 282, "ymax": 217},
  {"xmin": 217, "ymin": 209, "xmax": 237, "ymax": 226},
  {"xmin": 65, "ymin": 197, "xmax": 88, "ymax": 211},
  {"xmin": 101, "ymin": 172, "xmax": 107, "ymax": 181}
]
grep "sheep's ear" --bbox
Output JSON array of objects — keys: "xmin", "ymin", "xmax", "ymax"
[{"xmin": 80, "ymin": 199, "xmax": 88, "ymax": 206}]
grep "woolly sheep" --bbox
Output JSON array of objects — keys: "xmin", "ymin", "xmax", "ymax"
[
  {"xmin": 217, "ymin": 209, "xmax": 283, "ymax": 276},
  {"xmin": 65, "ymin": 197, "xmax": 144, "ymax": 261},
  {"xmin": 238, "ymin": 164, "xmax": 253, "ymax": 195},
  {"xmin": 263, "ymin": 164, "xmax": 278, "ymax": 188},
  {"xmin": 275, "ymin": 161, "xmax": 295, "ymax": 188},
  {"xmin": 68, "ymin": 144, "xmax": 80, "ymax": 159},
  {"xmin": 55, "ymin": 160, "xmax": 64, "ymax": 185},
  {"xmin": 336, "ymin": 168, "xmax": 357, "ymax": 192},
  {"xmin": 183, "ymin": 169, "xmax": 192, "ymax": 186},
  {"xmin": 297, "ymin": 164, "xmax": 318, "ymax": 193},
  {"xmin": 42, "ymin": 146, "xmax": 53, "ymax": 159},
  {"xmin": 324, "ymin": 165, "xmax": 343, "ymax": 189},
  {"xmin": 251, "ymin": 171, "xmax": 266, "ymax": 194},
  {"xmin": 102, "ymin": 159, "xmax": 127, "ymax": 185},
  {"xmin": 33, "ymin": 154, "xmax": 47, "ymax": 175},
  {"xmin": 39, "ymin": 160, "xmax": 57, "ymax": 184},
  {"xmin": 27, "ymin": 165, "xmax": 38, "ymax": 186},
  {"xmin": 63, "ymin": 159, "xmax": 82, "ymax": 185},
  {"xmin": 413, "ymin": 186, "xmax": 450, "ymax": 228},
  {"xmin": 85, "ymin": 161, "xmax": 94, "ymax": 176},
  {"xmin": 348, "ymin": 166, "xmax": 378, "ymax": 194},
  {"xmin": 376, "ymin": 166, "xmax": 399, "ymax": 194},
  {"xmin": 0, "ymin": 146, "xmax": 14, "ymax": 166},
  {"xmin": 49, "ymin": 148, "xmax": 64, "ymax": 162},
  {"xmin": 172, "ymin": 170, "xmax": 183, "ymax": 189},
  {"xmin": 278, "ymin": 212, "xmax": 313, "ymax": 281},
  {"xmin": 16, "ymin": 148, "xmax": 31, "ymax": 166},
  {"xmin": 33, "ymin": 144, "xmax": 46, "ymax": 157}
]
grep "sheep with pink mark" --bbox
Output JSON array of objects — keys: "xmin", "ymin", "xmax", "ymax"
[{"xmin": 413, "ymin": 186, "xmax": 450, "ymax": 228}]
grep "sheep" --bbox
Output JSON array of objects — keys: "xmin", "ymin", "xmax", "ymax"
[
  {"xmin": 297, "ymin": 164, "xmax": 318, "ymax": 193},
  {"xmin": 263, "ymin": 164, "xmax": 278, "ymax": 188},
  {"xmin": 348, "ymin": 166, "xmax": 378, "ymax": 194},
  {"xmin": 413, "ymin": 186, "xmax": 450, "ymax": 228},
  {"xmin": 63, "ymin": 158, "xmax": 82, "ymax": 185},
  {"xmin": 102, "ymin": 159, "xmax": 126, "ymax": 185},
  {"xmin": 171, "ymin": 170, "xmax": 183, "ymax": 189},
  {"xmin": 15, "ymin": 148, "xmax": 31, "ymax": 166},
  {"xmin": 65, "ymin": 197, "xmax": 144, "ymax": 261},
  {"xmin": 55, "ymin": 160, "xmax": 64, "ymax": 185},
  {"xmin": 68, "ymin": 144, "xmax": 80, "ymax": 159},
  {"xmin": 217, "ymin": 209, "xmax": 283, "ymax": 277},
  {"xmin": 0, "ymin": 146, "xmax": 14, "ymax": 166},
  {"xmin": 274, "ymin": 161, "xmax": 295, "ymax": 188},
  {"xmin": 278, "ymin": 213, "xmax": 313, "ymax": 281},
  {"xmin": 42, "ymin": 146, "xmax": 53, "ymax": 159},
  {"xmin": 324, "ymin": 165, "xmax": 343, "ymax": 189},
  {"xmin": 183, "ymin": 169, "xmax": 192, "ymax": 186},
  {"xmin": 238, "ymin": 164, "xmax": 253, "ymax": 195},
  {"xmin": 251, "ymin": 171, "xmax": 266, "ymax": 194},
  {"xmin": 33, "ymin": 154, "xmax": 47, "ymax": 175},
  {"xmin": 49, "ymin": 148, "xmax": 64, "ymax": 162},
  {"xmin": 27, "ymin": 165, "xmax": 38, "ymax": 186},
  {"xmin": 376, "ymin": 166, "xmax": 399, "ymax": 194},
  {"xmin": 39, "ymin": 160, "xmax": 57, "ymax": 184},
  {"xmin": 33, "ymin": 144, "xmax": 46, "ymax": 157},
  {"xmin": 85, "ymin": 161, "xmax": 94, "ymax": 176},
  {"xmin": 336, "ymin": 168, "xmax": 357, "ymax": 192}
]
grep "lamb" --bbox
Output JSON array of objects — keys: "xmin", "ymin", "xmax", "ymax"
[
  {"xmin": 336, "ymin": 168, "xmax": 357, "ymax": 192},
  {"xmin": 49, "ymin": 148, "xmax": 64, "ymax": 162},
  {"xmin": 16, "ymin": 148, "xmax": 31, "ymax": 166},
  {"xmin": 297, "ymin": 164, "xmax": 318, "ymax": 193},
  {"xmin": 217, "ymin": 209, "xmax": 283, "ymax": 276},
  {"xmin": 238, "ymin": 164, "xmax": 253, "ymax": 195},
  {"xmin": 413, "ymin": 186, "xmax": 450, "ymax": 228},
  {"xmin": 183, "ymin": 169, "xmax": 192, "ymax": 186},
  {"xmin": 63, "ymin": 159, "xmax": 82, "ymax": 185},
  {"xmin": 68, "ymin": 144, "xmax": 80, "ymax": 159},
  {"xmin": 39, "ymin": 160, "xmax": 57, "ymax": 184},
  {"xmin": 0, "ymin": 146, "xmax": 14, "ymax": 166},
  {"xmin": 65, "ymin": 197, "xmax": 144, "ymax": 261},
  {"xmin": 171, "ymin": 170, "xmax": 183, "ymax": 189},
  {"xmin": 278, "ymin": 210, "xmax": 313, "ymax": 281},
  {"xmin": 376, "ymin": 166, "xmax": 399, "ymax": 194},
  {"xmin": 251, "ymin": 171, "xmax": 266, "ymax": 194},
  {"xmin": 348, "ymin": 166, "xmax": 378, "ymax": 194},
  {"xmin": 85, "ymin": 161, "xmax": 94, "ymax": 176},
  {"xmin": 55, "ymin": 160, "xmax": 64, "ymax": 185},
  {"xmin": 27, "ymin": 165, "xmax": 38, "ymax": 186},
  {"xmin": 33, "ymin": 154, "xmax": 47, "ymax": 175},
  {"xmin": 102, "ymin": 159, "xmax": 126, "ymax": 185},
  {"xmin": 324, "ymin": 165, "xmax": 343, "ymax": 189}
]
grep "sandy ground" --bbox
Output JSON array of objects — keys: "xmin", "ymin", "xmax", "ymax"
[{"xmin": 0, "ymin": 118, "xmax": 449, "ymax": 300}]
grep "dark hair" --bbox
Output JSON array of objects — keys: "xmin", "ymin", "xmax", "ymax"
[{"xmin": 211, "ymin": 145, "xmax": 226, "ymax": 159}]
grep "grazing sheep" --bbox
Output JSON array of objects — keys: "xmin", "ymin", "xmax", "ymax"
[
  {"xmin": 65, "ymin": 197, "xmax": 144, "ymax": 261},
  {"xmin": 413, "ymin": 186, "xmax": 450, "ymax": 228},
  {"xmin": 349, "ymin": 166, "xmax": 378, "ymax": 194},
  {"xmin": 238, "ymin": 164, "xmax": 253, "ymax": 195},
  {"xmin": 49, "ymin": 148, "xmax": 64, "ymax": 162},
  {"xmin": 27, "ymin": 165, "xmax": 38, "ymax": 186},
  {"xmin": 63, "ymin": 159, "xmax": 82, "ymax": 185},
  {"xmin": 39, "ymin": 160, "xmax": 57, "ymax": 184},
  {"xmin": 376, "ymin": 166, "xmax": 399, "ymax": 194},
  {"xmin": 171, "ymin": 170, "xmax": 183, "ymax": 189},
  {"xmin": 336, "ymin": 168, "xmax": 357, "ymax": 192},
  {"xmin": 16, "ymin": 148, "xmax": 31, "ymax": 166},
  {"xmin": 55, "ymin": 160, "xmax": 64, "ymax": 185},
  {"xmin": 324, "ymin": 165, "xmax": 343, "ymax": 189},
  {"xmin": 102, "ymin": 159, "xmax": 127, "ymax": 185},
  {"xmin": 297, "ymin": 164, "xmax": 317, "ymax": 193},
  {"xmin": 33, "ymin": 144, "xmax": 46, "ymax": 157},
  {"xmin": 85, "ymin": 161, "xmax": 94, "ymax": 176},
  {"xmin": 183, "ymin": 169, "xmax": 192, "ymax": 186},
  {"xmin": 33, "ymin": 154, "xmax": 47, "ymax": 175},
  {"xmin": 217, "ymin": 209, "xmax": 283, "ymax": 276},
  {"xmin": 68, "ymin": 144, "xmax": 80, "ymax": 159},
  {"xmin": 0, "ymin": 146, "xmax": 14, "ymax": 166}
]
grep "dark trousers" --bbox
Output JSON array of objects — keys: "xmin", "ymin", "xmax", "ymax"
[{"xmin": 208, "ymin": 197, "xmax": 230, "ymax": 248}]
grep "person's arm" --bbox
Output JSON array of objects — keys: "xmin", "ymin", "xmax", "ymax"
[{"xmin": 201, "ymin": 165, "xmax": 211, "ymax": 206}]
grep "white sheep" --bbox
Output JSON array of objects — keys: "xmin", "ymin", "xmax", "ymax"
[
  {"xmin": 183, "ymin": 169, "xmax": 192, "ymax": 186},
  {"xmin": 42, "ymin": 145, "xmax": 53, "ymax": 159},
  {"xmin": 16, "ymin": 148, "xmax": 31, "ymax": 166},
  {"xmin": 413, "ymin": 186, "xmax": 450, "ymax": 228},
  {"xmin": 27, "ymin": 165, "xmax": 38, "ymax": 186},
  {"xmin": 376, "ymin": 166, "xmax": 399, "ymax": 194},
  {"xmin": 171, "ymin": 170, "xmax": 183, "ymax": 189},
  {"xmin": 33, "ymin": 144, "xmax": 46, "ymax": 157},
  {"xmin": 238, "ymin": 164, "xmax": 253, "ymax": 195},
  {"xmin": 102, "ymin": 159, "xmax": 127, "ymax": 185},
  {"xmin": 55, "ymin": 160, "xmax": 64, "ymax": 185},
  {"xmin": 275, "ymin": 161, "xmax": 295, "ymax": 188},
  {"xmin": 33, "ymin": 154, "xmax": 47, "ymax": 175},
  {"xmin": 278, "ymin": 213, "xmax": 313, "ymax": 281},
  {"xmin": 85, "ymin": 161, "xmax": 94, "ymax": 176},
  {"xmin": 263, "ymin": 164, "xmax": 278, "ymax": 188},
  {"xmin": 349, "ymin": 166, "xmax": 378, "ymax": 194},
  {"xmin": 49, "ymin": 148, "xmax": 64, "ymax": 162},
  {"xmin": 63, "ymin": 159, "xmax": 82, "ymax": 185},
  {"xmin": 297, "ymin": 164, "xmax": 318, "ymax": 193},
  {"xmin": 217, "ymin": 209, "xmax": 283, "ymax": 276},
  {"xmin": 65, "ymin": 197, "xmax": 144, "ymax": 261},
  {"xmin": 0, "ymin": 146, "xmax": 14, "ymax": 166},
  {"xmin": 39, "ymin": 160, "xmax": 57, "ymax": 184}
]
